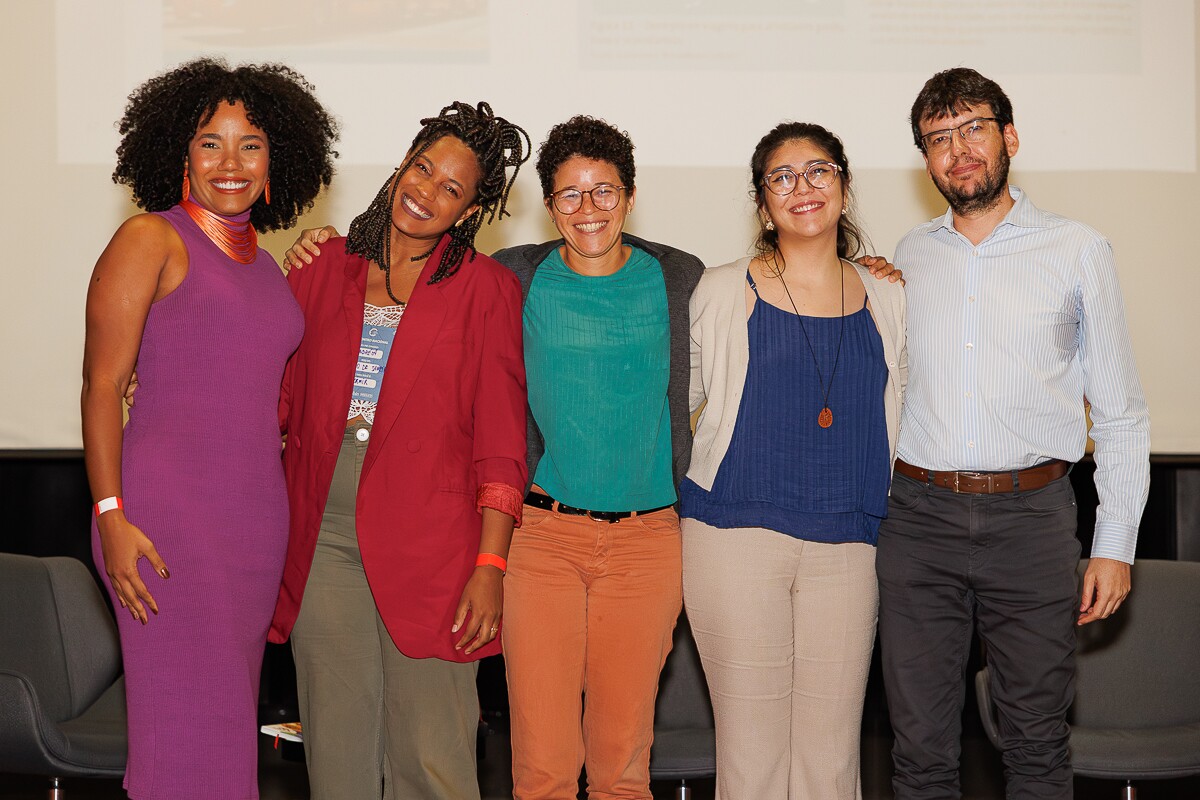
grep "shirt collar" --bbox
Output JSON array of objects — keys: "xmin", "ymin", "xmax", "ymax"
[{"xmin": 931, "ymin": 185, "xmax": 1049, "ymax": 237}]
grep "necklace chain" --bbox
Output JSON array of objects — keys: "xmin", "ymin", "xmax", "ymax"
[
  {"xmin": 767, "ymin": 253, "xmax": 844, "ymax": 429},
  {"xmin": 180, "ymin": 199, "xmax": 257, "ymax": 264}
]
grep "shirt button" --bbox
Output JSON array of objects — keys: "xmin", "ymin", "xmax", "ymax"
[
  {"xmin": 968, "ymin": 441, "xmax": 976, "ymax": 448},
  {"xmin": 965, "ymin": 342, "xmax": 974, "ymax": 349},
  {"xmin": 965, "ymin": 392, "xmax": 973, "ymax": 398},
  {"xmin": 355, "ymin": 427, "xmax": 370, "ymax": 442},
  {"xmin": 968, "ymin": 295, "xmax": 976, "ymax": 303}
]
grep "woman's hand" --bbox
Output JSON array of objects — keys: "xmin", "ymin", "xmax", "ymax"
[
  {"xmin": 451, "ymin": 565, "xmax": 503, "ymax": 655},
  {"xmin": 123, "ymin": 370, "xmax": 138, "ymax": 408},
  {"xmin": 97, "ymin": 512, "xmax": 170, "ymax": 624},
  {"xmin": 857, "ymin": 254, "xmax": 905, "ymax": 285},
  {"xmin": 281, "ymin": 225, "xmax": 340, "ymax": 273}
]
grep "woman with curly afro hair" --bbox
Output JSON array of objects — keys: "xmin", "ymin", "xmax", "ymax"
[
  {"xmin": 81, "ymin": 58, "xmax": 337, "ymax": 799},
  {"xmin": 268, "ymin": 101, "xmax": 531, "ymax": 799}
]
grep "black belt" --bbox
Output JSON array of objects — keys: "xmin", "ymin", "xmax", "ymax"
[{"xmin": 523, "ymin": 491, "xmax": 673, "ymax": 524}]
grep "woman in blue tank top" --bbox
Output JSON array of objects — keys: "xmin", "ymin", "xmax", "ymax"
[{"xmin": 681, "ymin": 122, "xmax": 908, "ymax": 799}]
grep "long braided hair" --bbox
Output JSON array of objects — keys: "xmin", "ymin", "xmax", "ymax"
[{"xmin": 346, "ymin": 101, "xmax": 530, "ymax": 291}]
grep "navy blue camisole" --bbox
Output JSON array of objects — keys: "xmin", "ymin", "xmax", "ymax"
[{"xmin": 680, "ymin": 271, "xmax": 891, "ymax": 544}]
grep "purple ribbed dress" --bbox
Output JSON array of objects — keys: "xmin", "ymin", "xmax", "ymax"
[{"xmin": 91, "ymin": 204, "xmax": 302, "ymax": 800}]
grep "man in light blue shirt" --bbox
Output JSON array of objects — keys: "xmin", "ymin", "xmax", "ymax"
[{"xmin": 877, "ymin": 68, "xmax": 1150, "ymax": 799}]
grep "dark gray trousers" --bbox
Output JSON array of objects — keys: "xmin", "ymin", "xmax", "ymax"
[{"xmin": 877, "ymin": 473, "xmax": 1081, "ymax": 800}]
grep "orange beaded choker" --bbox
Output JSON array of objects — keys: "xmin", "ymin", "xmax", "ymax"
[{"xmin": 180, "ymin": 199, "xmax": 258, "ymax": 264}]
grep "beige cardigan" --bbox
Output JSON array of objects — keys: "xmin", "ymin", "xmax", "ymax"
[{"xmin": 686, "ymin": 257, "xmax": 908, "ymax": 491}]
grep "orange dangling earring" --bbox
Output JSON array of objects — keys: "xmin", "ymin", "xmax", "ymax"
[
  {"xmin": 264, "ymin": 178, "xmax": 271, "ymax": 206},
  {"xmin": 181, "ymin": 159, "xmax": 190, "ymax": 202}
]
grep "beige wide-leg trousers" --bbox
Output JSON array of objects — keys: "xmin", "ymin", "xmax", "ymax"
[{"xmin": 682, "ymin": 518, "xmax": 878, "ymax": 800}]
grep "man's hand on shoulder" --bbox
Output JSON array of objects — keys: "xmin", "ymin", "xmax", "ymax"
[
  {"xmin": 856, "ymin": 255, "xmax": 905, "ymax": 284},
  {"xmin": 1078, "ymin": 557, "xmax": 1131, "ymax": 626}
]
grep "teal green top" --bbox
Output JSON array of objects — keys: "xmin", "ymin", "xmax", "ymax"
[{"xmin": 523, "ymin": 245, "xmax": 675, "ymax": 511}]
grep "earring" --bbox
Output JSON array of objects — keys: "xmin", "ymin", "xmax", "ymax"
[
  {"xmin": 764, "ymin": 218, "xmax": 775, "ymax": 231},
  {"xmin": 264, "ymin": 179, "xmax": 271, "ymax": 206},
  {"xmin": 181, "ymin": 159, "xmax": 190, "ymax": 203},
  {"xmin": 841, "ymin": 206, "xmax": 847, "ymax": 216}
]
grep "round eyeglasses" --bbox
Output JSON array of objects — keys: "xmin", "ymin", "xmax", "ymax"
[
  {"xmin": 548, "ymin": 184, "xmax": 626, "ymax": 214},
  {"xmin": 763, "ymin": 162, "xmax": 841, "ymax": 195},
  {"xmin": 920, "ymin": 117, "xmax": 999, "ymax": 154}
]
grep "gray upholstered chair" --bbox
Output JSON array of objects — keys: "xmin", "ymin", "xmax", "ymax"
[
  {"xmin": 0, "ymin": 553, "xmax": 127, "ymax": 797},
  {"xmin": 975, "ymin": 558, "xmax": 1200, "ymax": 799},
  {"xmin": 650, "ymin": 612, "xmax": 716, "ymax": 800}
]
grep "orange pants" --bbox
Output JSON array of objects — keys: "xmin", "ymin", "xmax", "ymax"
[{"xmin": 502, "ymin": 503, "xmax": 682, "ymax": 800}]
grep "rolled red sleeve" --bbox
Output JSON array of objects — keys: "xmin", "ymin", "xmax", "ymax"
[{"xmin": 476, "ymin": 482, "xmax": 524, "ymax": 526}]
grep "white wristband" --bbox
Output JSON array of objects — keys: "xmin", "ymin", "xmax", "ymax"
[{"xmin": 94, "ymin": 496, "xmax": 124, "ymax": 516}]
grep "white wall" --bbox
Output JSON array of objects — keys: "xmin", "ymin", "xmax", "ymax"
[{"xmin": 3, "ymin": 0, "xmax": 1198, "ymax": 451}]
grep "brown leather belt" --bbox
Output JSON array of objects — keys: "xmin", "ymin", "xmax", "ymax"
[
  {"xmin": 893, "ymin": 458, "xmax": 1069, "ymax": 494},
  {"xmin": 524, "ymin": 491, "xmax": 673, "ymax": 524}
]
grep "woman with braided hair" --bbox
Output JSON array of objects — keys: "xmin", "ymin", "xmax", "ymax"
[
  {"xmin": 284, "ymin": 116, "xmax": 699, "ymax": 799},
  {"xmin": 267, "ymin": 101, "xmax": 530, "ymax": 799},
  {"xmin": 82, "ymin": 58, "xmax": 337, "ymax": 799}
]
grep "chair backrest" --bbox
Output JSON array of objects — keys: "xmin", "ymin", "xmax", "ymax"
[
  {"xmin": 1070, "ymin": 558, "xmax": 1200, "ymax": 729},
  {"xmin": 0, "ymin": 554, "xmax": 121, "ymax": 722},
  {"xmin": 654, "ymin": 612, "xmax": 715, "ymax": 731}
]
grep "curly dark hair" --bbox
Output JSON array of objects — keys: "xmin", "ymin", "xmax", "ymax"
[
  {"xmin": 346, "ymin": 101, "xmax": 530, "ymax": 289},
  {"xmin": 749, "ymin": 121, "xmax": 866, "ymax": 262},
  {"xmin": 113, "ymin": 58, "xmax": 339, "ymax": 232},
  {"xmin": 534, "ymin": 116, "xmax": 636, "ymax": 198},
  {"xmin": 910, "ymin": 67, "xmax": 1014, "ymax": 151}
]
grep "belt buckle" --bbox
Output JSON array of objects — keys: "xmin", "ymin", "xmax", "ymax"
[
  {"xmin": 587, "ymin": 510, "xmax": 619, "ymax": 523},
  {"xmin": 955, "ymin": 471, "xmax": 993, "ymax": 493}
]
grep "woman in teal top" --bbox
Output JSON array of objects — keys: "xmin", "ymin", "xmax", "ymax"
[
  {"xmin": 521, "ymin": 243, "xmax": 675, "ymax": 511},
  {"xmin": 492, "ymin": 116, "xmax": 703, "ymax": 800}
]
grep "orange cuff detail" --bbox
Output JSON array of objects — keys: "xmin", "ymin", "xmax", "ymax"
[{"xmin": 476, "ymin": 482, "xmax": 523, "ymax": 527}]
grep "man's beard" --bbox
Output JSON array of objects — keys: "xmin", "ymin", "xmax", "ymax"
[{"xmin": 932, "ymin": 148, "xmax": 1010, "ymax": 216}]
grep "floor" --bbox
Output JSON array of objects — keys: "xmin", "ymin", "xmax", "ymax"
[
  {"xmin": 4, "ymin": 647, "xmax": 1197, "ymax": 799},
  {"xmin": 5, "ymin": 714, "xmax": 1199, "ymax": 799}
]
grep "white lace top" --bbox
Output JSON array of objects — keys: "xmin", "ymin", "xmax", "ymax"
[{"xmin": 347, "ymin": 302, "xmax": 405, "ymax": 424}]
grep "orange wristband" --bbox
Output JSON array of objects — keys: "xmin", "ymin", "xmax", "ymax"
[{"xmin": 476, "ymin": 553, "xmax": 507, "ymax": 573}]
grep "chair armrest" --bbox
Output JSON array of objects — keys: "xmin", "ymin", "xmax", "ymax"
[{"xmin": 0, "ymin": 670, "xmax": 70, "ymax": 774}]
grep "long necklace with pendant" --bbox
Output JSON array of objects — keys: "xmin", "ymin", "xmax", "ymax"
[
  {"xmin": 180, "ymin": 199, "xmax": 258, "ymax": 264},
  {"xmin": 771, "ymin": 255, "xmax": 844, "ymax": 429}
]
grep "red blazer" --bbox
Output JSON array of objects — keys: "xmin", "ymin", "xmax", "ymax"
[{"xmin": 268, "ymin": 236, "xmax": 527, "ymax": 662}]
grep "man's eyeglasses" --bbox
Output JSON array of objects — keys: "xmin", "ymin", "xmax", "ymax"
[
  {"xmin": 763, "ymin": 162, "xmax": 841, "ymax": 195},
  {"xmin": 548, "ymin": 184, "xmax": 626, "ymax": 214},
  {"xmin": 920, "ymin": 117, "xmax": 1000, "ymax": 154}
]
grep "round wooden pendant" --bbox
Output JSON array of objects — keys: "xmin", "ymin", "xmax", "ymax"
[{"xmin": 818, "ymin": 407, "xmax": 833, "ymax": 428}]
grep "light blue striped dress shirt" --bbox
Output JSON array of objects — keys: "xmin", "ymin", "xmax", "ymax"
[{"xmin": 894, "ymin": 186, "xmax": 1150, "ymax": 563}]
